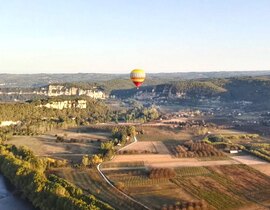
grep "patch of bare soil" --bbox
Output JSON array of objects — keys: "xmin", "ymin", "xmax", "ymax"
[
  {"xmin": 119, "ymin": 141, "xmax": 170, "ymax": 154},
  {"xmin": 232, "ymin": 155, "xmax": 269, "ymax": 165},
  {"xmin": 251, "ymin": 164, "xmax": 270, "ymax": 176}
]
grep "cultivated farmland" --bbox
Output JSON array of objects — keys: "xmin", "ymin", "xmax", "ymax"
[
  {"xmin": 53, "ymin": 168, "xmax": 147, "ymax": 210},
  {"xmin": 102, "ymin": 165, "xmax": 270, "ymax": 210}
]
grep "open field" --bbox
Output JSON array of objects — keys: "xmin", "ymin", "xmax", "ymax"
[
  {"xmin": 9, "ymin": 135, "xmax": 99, "ymax": 162},
  {"xmin": 136, "ymin": 126, "xmax": 194, "ymax": 142},
  {"xmin": 53, "ymin": 126, "xmax": 111, "ymax": 141},
  {"xmin": 8, "ymin": 127, "xmax": 111, "ymax": 162},
  {"xmin": 158, "ymin": 105, "xmax": 188, "ymax": 113},
  {"xmin": 207, "ymin": 127, "xmax": 270, "ymax": 142},
  {"xmin": 209, "ymin": 129, "xmax": 269, "ymax": 144},
  {"xmin": 103, "ymin": 165, "xmax": 270, "ymax": 210}
]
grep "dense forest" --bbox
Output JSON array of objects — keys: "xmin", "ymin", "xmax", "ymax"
[
  {"xmin": 221, "ymin": 77, "xmax": 270, "ymax": 102},
  {"xmin": 168, "ymin": 76, "xmax": 270, "ymax": 100},
  {"xmin": 0, "ymin": 99, "xmax": 109, "ymax": 122},
  {"xmin": 170, "ymin": 80, "xmax": 227, "ymax": 97},
  {"xmin": 0, "ymin": 98, "xmax": 109, "ymax": 136},
  {"xmin": 0, "ymin": 97, "xmax": 160, "ymax": 140}
]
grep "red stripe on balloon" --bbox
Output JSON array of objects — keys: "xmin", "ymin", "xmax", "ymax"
[{"xmin": 133, "ymin": 81, "xmax": 142, "ymax": 87}]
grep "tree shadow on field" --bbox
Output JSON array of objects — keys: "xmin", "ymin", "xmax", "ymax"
[
  {"xmin": 158, "ymin": 126, "xmax": 184, "ymax": 134},
  {"xmin": 35, "ymin": 135, "xmax": 100, "ymax": 163},
  {"xmin": 163, "ymin": 139, "xmax": 183, "ymax": 156},
  {"xmin": 64, "ymin": 126, "xmax": 111, "ymax": 135}
]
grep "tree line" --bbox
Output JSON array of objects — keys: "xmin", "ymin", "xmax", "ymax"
[{"xmin": 80, "ymin": 125, "xmax": 137, "ymax": 167}]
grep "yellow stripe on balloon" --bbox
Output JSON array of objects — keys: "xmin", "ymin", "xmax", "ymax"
[{"xmin": 131, "ymin": 78, "xmax": 145, "ymax": 82}]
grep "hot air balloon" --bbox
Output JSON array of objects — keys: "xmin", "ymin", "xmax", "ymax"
[{"xmin": 130, "ymin": 69, "xmax": 146, "ymax": 88}]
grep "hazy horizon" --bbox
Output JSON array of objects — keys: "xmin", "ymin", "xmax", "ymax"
[
  {"xmin": 1, "ymin": 0, "xmax": 270, "ymax": 74},
  {"xmin": 1, "ymin": 69, "xmax": 270, "ymax": 75}
]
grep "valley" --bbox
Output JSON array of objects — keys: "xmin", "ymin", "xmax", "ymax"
[{"xmin": 1, "ymin": 73, "xmax": 270, "ymax": 210}]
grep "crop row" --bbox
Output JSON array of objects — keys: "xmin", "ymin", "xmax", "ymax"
[
  {"xmin": 175, "ymin": 167, "xmax": 210, "ymax": 177},
  {"xmin": 171, "ymin": 178, "xmax": 244, "ymax": 210},
  {"xmin": 108, "ymin": 174, "xmax": 170, "ymax": 187}
]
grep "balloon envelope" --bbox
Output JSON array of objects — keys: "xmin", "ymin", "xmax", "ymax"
[{"xmin": 130, "ymin": 69, "xmax": 146, "ymax": 88}]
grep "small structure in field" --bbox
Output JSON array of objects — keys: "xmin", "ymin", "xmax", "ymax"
[
  {"xmin": 225, "ymin": 149, "xmax": 242, "ymax": 154},
  {"xmin": 229, "ymin": 150, "xmax": 239, "ymax": 154}
]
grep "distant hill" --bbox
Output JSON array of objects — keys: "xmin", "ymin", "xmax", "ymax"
[
  {"xmin": 112, "ymin": 76, "xmax": 270, "ymax": 108},
  {"xmin": 0, "ymin": 71, "xmax": 270, "ymax": 88},
  {"xmin": 0, "ymin": 73, "xmax": 123, "ymax": 88},
  {"xmin": 1, "ymin": 73, "xmax": 270, "ymax": 110},
  {"xmin": 221, "ymin": 76, "xmax": 270, "ymax": 102}
]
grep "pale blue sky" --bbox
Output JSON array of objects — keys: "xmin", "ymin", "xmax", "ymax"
[{"xmin": 0, "ymin": 0, "xmax": 270, "ymax": 74}]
